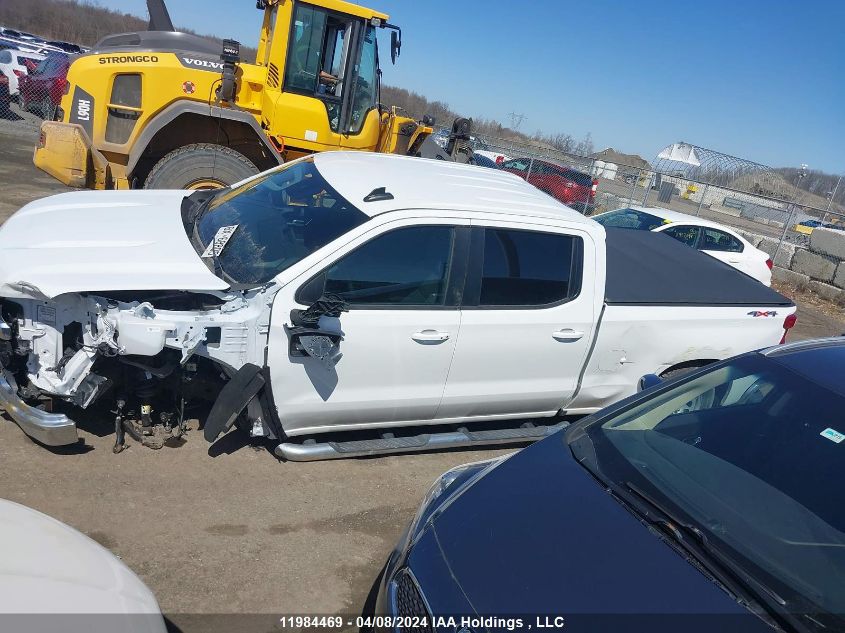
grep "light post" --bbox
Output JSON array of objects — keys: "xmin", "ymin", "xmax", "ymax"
[{"xmin": 821, "ymin": 174, "xmax": 842, "ymax": 225}]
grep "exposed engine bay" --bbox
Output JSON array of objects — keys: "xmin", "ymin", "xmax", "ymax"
[{"xmin": 0, "ymin": 287, "xmax": 278, "ymax": 451}]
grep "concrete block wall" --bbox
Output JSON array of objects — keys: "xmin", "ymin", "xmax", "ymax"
[{"xmin": 735, "ymin": 227, "xmax": 845, "ymax": 305}]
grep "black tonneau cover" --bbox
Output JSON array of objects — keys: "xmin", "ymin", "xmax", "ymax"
[{"xmin": 603, "ymin": 227, "xmax": 793, "ymax": 306}]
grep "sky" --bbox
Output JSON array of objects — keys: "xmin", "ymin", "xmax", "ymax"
[{"xmin": 105, "ymin": 0, "xmax": 845, "ymax": 173}]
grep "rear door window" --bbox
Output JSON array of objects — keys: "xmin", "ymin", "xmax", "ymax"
[
  {"xmin": 662, "ymin": 224, "xmax": 701, "ymax": 247},
  {"xmin": 470, "ymin": 228, "xmax": 582, "ymax": 307},
  {"xmin": 701, "ymin": 228, "xmax": 744, "ymax": 253}
]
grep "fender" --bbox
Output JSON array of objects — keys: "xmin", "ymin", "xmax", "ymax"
[{"xmin": 126, "ymin": 100, "xmax": 283, "ymax": 177}]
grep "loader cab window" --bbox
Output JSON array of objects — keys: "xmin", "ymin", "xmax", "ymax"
[
  {"xmin": 348, "ymin": 25, "xmax": 378, "ymax": 134},
  {"xmin": 284, "ymin": 4, "xmax": 354, "ymax": 132}
]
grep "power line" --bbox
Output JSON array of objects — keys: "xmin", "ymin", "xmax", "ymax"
[{"xmin": 508, "ymin": 112, "xmax": 525, "ymax": 131}]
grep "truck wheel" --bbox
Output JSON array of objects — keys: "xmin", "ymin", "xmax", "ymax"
[{"xmin": 144, "ymin": 143, "xmax": 259, "ymax": 190}]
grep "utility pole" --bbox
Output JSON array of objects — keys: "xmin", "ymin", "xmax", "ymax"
[{"xmin": 508, "ymin": 112, "xmax": 525, "ymax": 132}]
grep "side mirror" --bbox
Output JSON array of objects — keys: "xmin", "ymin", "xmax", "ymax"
[
  {"xmin": 638, "ymin": 374, "xmax": 662, "ymax": 392},
  {"xmin": 422, "ymin": 114, "xmax": 435, "ymax": 127},
  {"xmin": 390, "ymin": 30, "xmax": 401, "ymax": 64},
  {"xmin": 296, "ymin": 272, "xmax": 326, "ymax": 307}
]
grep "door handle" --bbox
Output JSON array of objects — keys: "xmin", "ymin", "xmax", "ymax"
[
  {"xmin": 412, "ymin": 330, "xmax": 450, "ymax": 343},
  {"xmin": 552, "ymin": 329, "xmax": 585, "ymax": 342}
]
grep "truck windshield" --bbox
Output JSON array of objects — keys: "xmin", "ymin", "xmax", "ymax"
[
  {"xmin": 579, "ymin": 352, "xmax": 845, "ymax": 625},
  {"xmin": 196, "ymin": 159, "xmax": 368, "ymax": 285}
]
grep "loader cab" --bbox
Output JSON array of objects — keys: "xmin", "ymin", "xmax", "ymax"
[{"xmin": 260, "ymin": 0, "xmax": 390, "ymax": 154}]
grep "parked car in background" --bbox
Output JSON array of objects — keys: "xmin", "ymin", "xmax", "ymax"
[
  {"xmin": 469, "ymin": 152, "xmax": 501, "ymax": 169},
  {"xmin": 794, "ymin": 219, "xmax": 845, "ymax": 236},
  {"xmin": 18, "ymin": 52, "xmax": 69, "ymax": 119},
  {"xmin": 500, "ymin": 157, "xmax": 597, "ymax": 214},
  {"xmin": 378, "ymin": 337, "xmax": 845, "ymax": 632},
  {"xmin": 46, "ymin": 40, "xmax": 83, "ymax": 54},
  {"xmin": 0, "ymin": 74, "xmax": 9, "ymax": 113},
  {"xmin": 471, "ymin": 139, "xmax": 510, "ymax": 165},
  {"xmin": 593, "ymin": 206, "xmax": 773, "ymax": 285},
  {"xmin": 0, "ymin": 498, "xmax": 167, "ymax": 630},
  {"xmin": 0, "ymin": 48, "xmax": 44, "ymax": 100}
]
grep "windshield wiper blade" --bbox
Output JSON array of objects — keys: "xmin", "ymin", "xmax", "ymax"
[{"xmin": 620, "ymin": 482, "xmax": 816, "ymax": 632}]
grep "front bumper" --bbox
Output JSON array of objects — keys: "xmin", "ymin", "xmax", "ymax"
[{"xmin": 0, "ymin": 372, "xmax": 78, "ymax": 446}]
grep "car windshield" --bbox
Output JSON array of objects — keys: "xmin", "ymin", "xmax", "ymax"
[
  {"xmin": 593, "ymin": 208, "xmax": 666, "ymax": 230},
  {"xmin": 579, "ymin": 352, "xmax": 845, "ymax": 622},
  {"xmin": 196, "ymin": 159, "xmax": 368, "ymax": 285}
]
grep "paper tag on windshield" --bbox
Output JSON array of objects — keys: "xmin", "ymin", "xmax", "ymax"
[
  {"xmin": 201, "ymin": 224, "xmax": 238, "ymax": 258},
  {"xmin": 820, "ymin": 428, "xmax": 845, "ymax": 443}
]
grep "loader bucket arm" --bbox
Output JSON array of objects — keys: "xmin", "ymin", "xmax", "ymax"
[{"xmin": 147, "ymin": 0, "xmax": 175, "ymax": 31}]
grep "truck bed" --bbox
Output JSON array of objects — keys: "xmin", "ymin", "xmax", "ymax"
[{"xmin": 603, "ymin": 227, "xmax": 793, "ymax": 306}]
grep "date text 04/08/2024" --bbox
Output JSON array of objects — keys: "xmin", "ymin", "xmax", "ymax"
[{"xmin": 277, "ymin": 616, "xmax": 567, "ymax": 630}]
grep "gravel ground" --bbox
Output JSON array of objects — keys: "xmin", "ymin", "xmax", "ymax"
[{"xmin": 0, "ymin": 119, "xmax": 842, "ymax": 631}]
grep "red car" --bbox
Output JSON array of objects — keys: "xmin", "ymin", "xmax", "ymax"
[
  {"xmin": 500, "ymin": 158, "xmax": 598, "ymax": 214},
  {"xmin": 19, "ymin": 53, "xmax": 69, "ymax": 120},
  {"xmin": 0, "ymin": 74, "xmax": 9, "ymax": 115}
]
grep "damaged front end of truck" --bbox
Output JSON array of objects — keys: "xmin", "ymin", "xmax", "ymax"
[
  {"xmin": 0, "ymin": 283, "xmax": 281, "ymax": 451},
  {"xmin": 0, "ymin": 157, "xmax": 376, "ymax": 454}
]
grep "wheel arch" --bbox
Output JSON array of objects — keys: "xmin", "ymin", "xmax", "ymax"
[
  {"xmin": 659, "ymin": 358, "xmax": 718, "ymax": 378},
  {"xmin": 127, "ymin": 101, "xmax": 283, "ymax": 186}
]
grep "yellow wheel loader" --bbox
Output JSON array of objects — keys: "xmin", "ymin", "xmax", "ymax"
[{"xmin": 34, "ymin": 0, "xmax": 472, "ymax": 190}]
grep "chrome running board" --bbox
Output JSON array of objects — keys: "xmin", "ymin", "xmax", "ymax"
[{"xmin": 275, "ymin": 422, "xmax": 567, "ymax": 461}]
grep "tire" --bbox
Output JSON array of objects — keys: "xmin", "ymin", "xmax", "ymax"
[{"xmin": 143, "ymin": 143, "xmax": 260, "ymax": 190}]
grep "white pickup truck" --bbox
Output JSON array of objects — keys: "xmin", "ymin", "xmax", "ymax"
[{"xmin": 0, "ymin": 152, "xmax": 797, "ymax": 459}]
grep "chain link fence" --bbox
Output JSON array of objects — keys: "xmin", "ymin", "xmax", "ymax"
[
  {"xmin": 449, "ymin": 131, "xmax": 845, "ymax": 303},
  {"xmin": 1, "ymin": 32, "xmax": 843, "ymax": 303},
  {"xmin": 0, "ymin": 45, "xmax": 68, "ymax": 124}
]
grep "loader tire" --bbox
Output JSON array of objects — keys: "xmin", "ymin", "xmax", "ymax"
[{"xmin": 144, "ymin": 143, "xmax": 259, "ymax": 190}]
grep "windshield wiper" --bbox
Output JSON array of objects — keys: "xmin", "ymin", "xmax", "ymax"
[{"xmin": 621, "ymin": 482, "xmax": 817, "ymax": 633}]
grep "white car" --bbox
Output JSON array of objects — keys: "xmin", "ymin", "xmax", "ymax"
[
  {"xmin": 0, "ymin": 499, "xmax": 166, "ymax": 631},
  {"xmin": 0, "ymin": 153, "xmax": 794, "ymax": 460},
  {"xmin": 593, "ymin": 206, "xmax": 773, "ymax": 285},
  {"xmin": 0, "ymin": 48, "xmax": 44, "ymax": 98}
]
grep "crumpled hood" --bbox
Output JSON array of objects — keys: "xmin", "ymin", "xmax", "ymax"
[
  {"xmin": 0, "ymin": 190, "xmax": 228, "ymax": 299},
  {"xmin": 0, "ymin": 499, "xmax": 164, "ymax": 624}
]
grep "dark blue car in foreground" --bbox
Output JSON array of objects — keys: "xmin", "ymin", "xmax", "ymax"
[{"xmin": 376, "ymin": 337, "xmax": 845, "ymax": 633}]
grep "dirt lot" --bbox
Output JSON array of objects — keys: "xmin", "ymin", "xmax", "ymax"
[{"xmin": 0, "ymin": 111, "xmax": 843, "ymax": 631}]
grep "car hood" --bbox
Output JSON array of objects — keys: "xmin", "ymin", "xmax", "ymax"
[
  {"xmin": 426, "ymin": 434, "xmax": 768, "ymax": 623},
  {"xmin": 0, "ymin": 190, "xmax": 228, "ymax": 299},
  {"xmin": 0, "ymin": 499, "xmax": 165, "ymax": 625}
]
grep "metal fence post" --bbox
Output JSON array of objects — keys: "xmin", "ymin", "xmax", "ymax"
[
  {"xmin": 627, "ymin": 169, "xmax": 640, "ymax": 206},
  {"xmin": 642, "ymin": 173, "xmax": 652, "ymax": 207},
  {"xmin": 696, "ymin": 183, "xmax": 709, "ymax": 216},
  {"xmin": 528, "ymin": 156, "xmax": 535, "ymax": 179},
  {"xmin": 772, "ymin": 203, "xmax": 796, "ymax": 265},
  {"xmin": 821, "ymin": 174, "xmax": 842, "ymax": 225}
]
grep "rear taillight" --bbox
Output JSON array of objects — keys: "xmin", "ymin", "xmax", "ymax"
[
  {"xmin": 13, "ymin": 69, "xmax": 25, "ymax": 78},
  {"xmin": 765, "ymin": 258, "xmax": 773, "ymax": 270},
  {"xmin": 780, "ymin": 313, "xmax": 797, "ymax": 344},
  {"xmin": 591, "ymin": 179, "xmax": 598, "ymax": 193}
]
